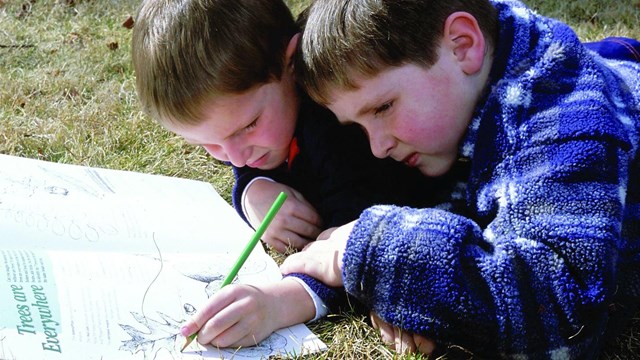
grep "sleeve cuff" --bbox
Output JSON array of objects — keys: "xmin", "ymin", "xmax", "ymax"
[
  {"xmin": 241, "ymin": 176, "xmax": 276, "ymax": 224},
  {"xmin": 287, "ymin": 276, "xmax": 329, "ymax": 322}
]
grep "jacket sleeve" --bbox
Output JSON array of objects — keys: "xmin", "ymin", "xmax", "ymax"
[
  {"xmin": 342, "ymin": 130, "xmax": 629, "ymax": 356},
  {"xmin": 339, "ymin": 4, "xmax": 640, "ymax": 355},
  {"xmin": 285, "ymin": 273, "xmax": 351, "ymax": 315}
]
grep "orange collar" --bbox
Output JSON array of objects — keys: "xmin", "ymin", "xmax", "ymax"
[{"xmin": 287, "ymin": 137, "xmax": 300, "ymax": 170}]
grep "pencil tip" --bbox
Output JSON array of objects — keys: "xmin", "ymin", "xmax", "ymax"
[{"xmin": 180, "ymin": 336, "xmax": 195, "ymax": 352}]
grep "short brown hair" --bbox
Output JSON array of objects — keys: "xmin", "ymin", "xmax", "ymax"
[
  {"xmin": 132, "ymin": 0, "xmax": 297, "ymax": 125},
  {"xmin": 296, "ymin": 0, "xmax": 498, "ymax": 105}
]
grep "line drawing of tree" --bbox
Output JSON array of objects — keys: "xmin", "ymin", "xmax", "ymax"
[
  {"xmin": 118, "ymin": 255, "xmax": 288, "ymax": 359},
  {"xmin": 119, "ymin": 311, "xmax": 186, "ymax": 359}
]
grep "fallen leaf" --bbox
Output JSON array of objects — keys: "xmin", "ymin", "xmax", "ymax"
[{"xmin": 122, "ymin": 16, "xmax": 135, "ymax": 29}]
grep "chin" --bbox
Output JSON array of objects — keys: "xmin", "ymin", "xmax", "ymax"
[
  {"xmin": 419, "ymin": 163, "xmax": 451, "ymax": 177},
  {"xmin": 418, "ymin": 167, "xmax": 434, "ymax": 177},
  {"xmin": 257, "ymin": 154, "xmax": 287, "ymax": 170},
  {"xmin": 256, "ymin": 162, "xmax": 278, "ymax": 170}
]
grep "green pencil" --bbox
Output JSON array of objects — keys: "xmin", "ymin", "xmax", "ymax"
[{"xmin": 181, "ymin": 191, "xmax": 288, "ymax": 352}]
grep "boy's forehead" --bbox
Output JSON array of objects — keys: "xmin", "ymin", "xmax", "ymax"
[
  {"xmin": 171, "ymin": 89, "xmax": 263, "ymax": 139},
  {"xmin": 321, "ymin": 65, "xmax": 385, "ymax": 105},
  {"xmin": 323, "ymin": 72, "xmax": 363, "ymax": 105},
  {"xmin": 326, "ymin": 69, "xmax": 384, "ymax": 104},
  {"xmin": 326, "ymin": 84, "xmax": 380, "ymax": 121},
  {"xmin": 208, "ymin": 86, "xmax": 264, "ymax": 115},
  {"xmin": 326, "ymin": 65, "xmax": 407, "ymax": 120},
  {"xmin": 206, "ymin": 86, "xmax": 262, "ymax": 112}
]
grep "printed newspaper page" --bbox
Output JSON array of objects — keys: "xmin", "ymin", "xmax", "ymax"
[{"xmin": 0, "ymin": 155, "xmax": 326, "ymax": 359}]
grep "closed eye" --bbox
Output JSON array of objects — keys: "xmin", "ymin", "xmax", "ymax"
[
  {"xmin": 239, "ymin": 118, "xmax": 258, "ymax": 134},
  {"xmin": 374, "ymin": 101, "xmax": 393, "ymax": 115}
]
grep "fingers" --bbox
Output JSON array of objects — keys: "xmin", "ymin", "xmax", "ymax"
[
  {"xmin": 413, "ymin": 334, "xmax": 436, "ymax": 355},
  {"xmin": 393, "ymin": 326, "xmax": 416, "ymax": 354},
  {"xmin": 279, "ymin": 197, "xmax": 323, "ymax": 239},
  {"xmin": 279, "ymin": 252, "xmax": 313, "ymax": 275},
  {"xmin": 287, "ymin": 187, "xmax": 324, "ymax": 227},
  {"xmin": 181, "ymin": 285, "xmax": 270, "ymax": 348},
  {"xmin": 370, "ymin": 312, "xmax": 394, "ymax": 344},
  {"xmin": 316, "ymin": 227, "xmax": 338, "ymax": 240},
  {"xmin": 263, "ymin": 228, "xmax": 313, "ymax": 253},
  {"xmin": 261, "ymin": 223, "xmax": 313, "ymax": 253},
  {"xmin": 199, "ymin": 297, "xmax": 262, "ymax": 347},
  {"xmin": 370, "ymin": 312, "xmax": 435, "ymax": 355},
  {"xmin": 273, "ymin": 188, "xmax": 322, "ymax": 229},
  {"xmin": 260, "ymin": 195, "xmax": 322, "ymax": 253},
  {"xmin": 279, "ymin": 248, "xmax": 344, "ymax": 287},
  {"xmin": 244, "ymin": 181, "xmax": 322, "ymax": 249},
  {"xmin": 180, "ymin": 319, "xmax": 200, "ymax": 337},
  {"xmin": 182, "ymin": 286, "xmax": 238, "ymax": 341},
  {"xmin": 264, "ymin": 214, "xmax": 320, "ymax": 249},
  {"xmin": 280, "ymin": 225, "xmax": 351, "ymax": 287}
]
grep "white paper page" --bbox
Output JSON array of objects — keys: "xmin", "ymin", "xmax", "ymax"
[
  {"xmin": 0, "ymin": 249, "xmax": 325, "ymax": 360},
  {"xmin": 0, "ymin": 154, "xmax": 252, "ymax": 255},
  {"xmin": 0, "ymin": 155, "xmax": 327, "ymax": 359}
]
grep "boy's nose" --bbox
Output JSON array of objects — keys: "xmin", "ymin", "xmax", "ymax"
[
  {"xmin": 225, "ymin": 146, "xmax": 249, "ymax": 167},
  {"xmin": 204, "ymin": 141, "xmax": 249, "ymax": 167},
  {"xmin": 369, "ymin": 133, "xmax": 394, "ymax": 159}
]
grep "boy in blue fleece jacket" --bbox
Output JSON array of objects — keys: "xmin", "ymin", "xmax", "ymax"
[
  {"xmin": 283, "ymin": 0, "xmax": 640, "ymax": 358},
  {"xmin": 132, "ymin": 0, "xmax": 444, "ymax": 349}
]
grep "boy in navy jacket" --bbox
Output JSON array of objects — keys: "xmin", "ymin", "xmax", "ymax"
[{"xmin": 132, "ymin": 0, "xmax": 438, "ymax": 349}]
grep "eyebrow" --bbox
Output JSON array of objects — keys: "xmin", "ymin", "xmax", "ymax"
[
  {"xmin": 355, "ymin": 102, "xmax": 377, "ymax": 118},
  {"xmin": 354, "ymin": 88, "xmax": 391, "ymax": 119},
  {"xmin": 224, "ymin": 110, "xmax": 260, "ymax": 141},
  {"xmin": 226, "ymin": 120, "xmax": 248, "ymax": 139}
]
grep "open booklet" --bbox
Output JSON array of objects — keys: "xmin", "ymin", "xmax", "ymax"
[{"xmin": 0, "ymin": 154, "xmax": 326, "ymax": 360}]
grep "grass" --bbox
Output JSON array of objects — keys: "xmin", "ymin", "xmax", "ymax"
[
  {"xmin": 1, "ymin": 0, "xmax": 638, "ymax": 359},
  {"xmin": 0, "ymin": 0, "xmax": 234, "ymax": 201}
]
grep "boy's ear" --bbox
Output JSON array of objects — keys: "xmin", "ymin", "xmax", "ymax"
[
  {"xmin": 443, "ymin": 12, "xmax": 486, "ymax": 75},
  {"xmin": 285, "ymin": 33, "xmax": 301, "ymax": 72}
]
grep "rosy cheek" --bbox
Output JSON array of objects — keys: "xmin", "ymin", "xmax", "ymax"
[{"xmin": 201, "ymin": 145, "xmax": 227, "ymax": 162}]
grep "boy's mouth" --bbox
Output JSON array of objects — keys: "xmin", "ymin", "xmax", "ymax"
[
  {"xmin": 402, "ymin": 153, "xmax": 420, "ymax": 168},
  {"xmin": 247, "ymin": 153, "xmax": 268, "ymax": 168}
]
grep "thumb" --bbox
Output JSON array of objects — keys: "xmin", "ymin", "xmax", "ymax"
[
  {"xmin": 279, "ymin": 252, "xmax": 305, "ymax": 275},
  {"xmin": 180, "ymin": 318, "xmax": 200, "ymax": 337}
]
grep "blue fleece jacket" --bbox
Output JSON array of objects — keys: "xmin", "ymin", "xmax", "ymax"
[{"xmin": 341, "ymin": 1, "xmax": 640, "ymax": 358}]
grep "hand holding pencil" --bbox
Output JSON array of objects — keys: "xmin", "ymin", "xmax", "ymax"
[{"xmin": 180, "ymin": 192, "xmax": 288, "ymax": 351}]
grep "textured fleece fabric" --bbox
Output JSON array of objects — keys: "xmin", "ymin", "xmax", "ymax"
[
  {"xmin": 584, "ymin": 37, "xmax": 640, "ymax": 63},
  {"xmin": 342, "ymin": 1, "xmax": 640, "ymax": 358}
]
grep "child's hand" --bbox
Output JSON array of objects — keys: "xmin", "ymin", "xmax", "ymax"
[
  {"xmin": 181, "ymin": 278, "xmax": 315, "ymax": 348},
  {"xmin": 370, "ymin": 312, "xmax": 435, "ymax": 355},
  {"xmin": 280, "ymin": 221, "xmax": 355, "ymax": 287},
  {"xmin": 244, "ymin": 179, "xmax": 323, "ymax": 252}
]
